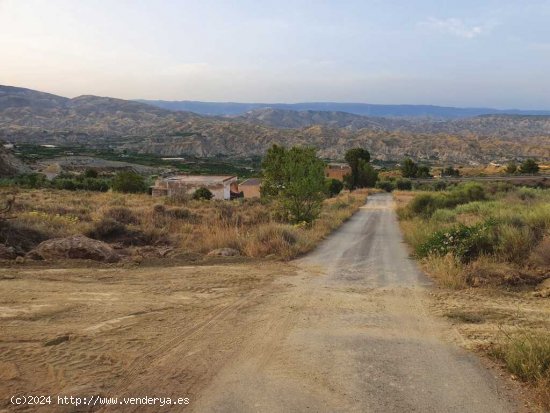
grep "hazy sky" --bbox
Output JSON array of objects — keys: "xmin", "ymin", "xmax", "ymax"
[{"xmin": 1, "ymin": 0, "xmax": 550, "ymax": 108}]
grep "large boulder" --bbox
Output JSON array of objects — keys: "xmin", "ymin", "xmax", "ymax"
[{"xmin": 27, "ymin": 235, "xmax": 120, "ymax": 262}]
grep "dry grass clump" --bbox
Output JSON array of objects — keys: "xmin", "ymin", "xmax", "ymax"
[
  {"xmin": 422, "ymin": 254, "xmax": 467, "ymax": 289},
  {"xmin": 497, "ymin": 224, "xmax": 536, "ymax": 264},
  {"xmin": 242, "ymin": 224, "xmax": 298, "ymax": 259},
  {"xmin": 104, "ymin": 206, "xmax": 140, "ymax": 225},
  {"xmin": 530, "ymin": 236, "xmax": 550, "ymax": 268},
  {"xmin": 0, "ymin": 188, "xmax": 366, "ymax": 259},
  {"xmin": 491, "ymin": 331, "xmax": 550, "ymax": 410}
]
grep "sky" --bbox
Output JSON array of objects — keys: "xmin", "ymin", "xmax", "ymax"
[{"xmin": 1, "ymin": 0, "xmax": 550, "ymax": 108}]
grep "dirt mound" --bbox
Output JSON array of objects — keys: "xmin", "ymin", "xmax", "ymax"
[{"xmin": 27, "ymin": 235, "xmax": 120, "ymax": 262}]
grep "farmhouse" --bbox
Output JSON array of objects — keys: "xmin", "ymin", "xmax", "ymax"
[
  {"xmin": 151, "ymin": 175, "xmax": 238, "ymax": 200},
  {"xmin": 325, "ymin": 163, "xmax": 351, "ymax": 181},
  {"xmin": 240, "ymin": 178, "xmax": 262, "ymax": 198}
]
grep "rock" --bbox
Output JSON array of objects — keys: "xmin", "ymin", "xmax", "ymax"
[
  {"xmin": 207, "ymin": 248, "xmax": 240, "ymax": 257},
  {"xmin": 0, "ymin": 243, "xmax": 16, "ymax": 260},
  {"xmin": 27, "ymin": 235, "xmax": 120, "ymax": 262},
  {"xmin": 15, "ymin": 256, "xmax": 25, "ymax": 264}
]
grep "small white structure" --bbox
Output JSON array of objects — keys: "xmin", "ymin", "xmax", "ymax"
[{"xmin": 151, "ymin": 175, "xmax": 238, "ymax": 200}]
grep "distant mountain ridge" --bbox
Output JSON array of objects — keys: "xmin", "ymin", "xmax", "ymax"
[
  {"xmin": 137, "ymin": 99, "xmax": 550, "ymax": 119},
  {"xmin": 1, "ymin": 85, "xmax": 549, "ymax": 163}
]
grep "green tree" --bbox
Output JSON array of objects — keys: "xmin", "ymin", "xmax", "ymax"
[
  {"xmin": 325, "ymin": 178, "xmax": 344, "ymax": 197},
  {"xmin": 260, "ymin": 144, "xmax": 287, "ymax": 197},
  {"xmin": 505, "ymin": 162, "xmax": 517, "ymax": 174},
  {"xmin": 84, "ymin": 168, "xmax": 98, "ymax": 178},
  {"xmin": 417, "ymin": 165, "xmax": 431, "ymax": 178},
  {"xmin": 396, "ymin": 178, "xmax": 412, "ymax": 190},
  {"xmin": 355, "ymin": 159, "xmax": 378, "ymax": 188},
  {"xmin": 111, "ymin": 171, "xmax": 147, "ymax": 193},
  {"xmin": 375, "ymin": 180, "xmax": 395, "ymax": 192},
  {"xmin": 442, "ymin": 166, "xmax": 460, "ymax": 177},
  {"xmin": 192, "ymin": 187, "xmax": 213, "ymax": 200},
  {"xmin": 519, "ymin": 159, "xmax": 539, "ymax": 174},
  {"xmin": 400, "ymin": 158, "xmax": 419, "ymax": 178},
  {"xmin": 344, "ymin": 148, "xmax": 371, "ymax": 189},
  {"xmin": 262, "ymin": 145, "xmax": 326, "ymax": 224}
]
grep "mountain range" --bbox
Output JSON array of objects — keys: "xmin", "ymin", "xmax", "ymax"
[
  {"xmin": 1, "ymin": 85, "xmax": 549, "ymax": 164},
  {"xmin": 138, "ymin": 99, "xmax": 550, "ymax": 119}
]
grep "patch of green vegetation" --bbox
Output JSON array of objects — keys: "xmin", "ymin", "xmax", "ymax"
[{"xmin": 13, "ymin": 144, "xmax": 261, "ymax": 177}]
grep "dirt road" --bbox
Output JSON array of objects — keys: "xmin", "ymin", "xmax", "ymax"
[
  {"xmin": 1, "ymin": 194, "xmax": 523, "ymax": 412},
  {"xmin": 191, "ymin": 193, "xmax": 521, "ymax": 412}
]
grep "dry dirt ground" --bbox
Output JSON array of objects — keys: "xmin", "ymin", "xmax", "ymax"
[{"xmin": 0, "ymin": 193, "xmax": 533, "ymax": 412}]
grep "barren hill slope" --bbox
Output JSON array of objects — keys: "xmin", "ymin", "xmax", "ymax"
[{"xmin": 1, "ymin": 85, "xmax": 549, "ymax": 163}]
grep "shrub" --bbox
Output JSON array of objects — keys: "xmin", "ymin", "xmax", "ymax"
[
  {"xmin": 442, "ymin": 166, "xmax": 460, "ymax": 177},
  {"xmin": 517, "ymin": 187, "xmax": 538, "ymax": 201},
  {"xmin": 151, "ymin": 204, "xmax": 195, "ymax": 228},
  {"xmin": 111, "ymin": 171, "xmax": 147, "ymax": 193},
  {"xmin": 396, "ymin": 179, "xmax": 412, "ymax": 190},
  {"xmin": 408, "ymin": 193, "xmax": 446, "ymax": 217},
  {"xmin": 496, "ymin": 224, "xmax": 535, "ymax": 264},
  {"xmin": 400, "ymin": 158, "xmax": 418, "ymax": 178},
  {"xmin": 407, "ymin": 183, "xmax": 486, "ymax": 218},
  {"xmin": 82, "ymin": 178, "xmax": 109, "ymax": 192},
  {"xmin": 52, "ymin": 177, "xmax": 109, "ymax": 192},
  {"xmin": 192, "ymin": 187, "xmax": 213, "ymax": 200},
  {"xmin": 494, "ymin": 332, "xmax": 550, "ymax": 382},
  {"xmin": 422, "ymin": 253, "xmax": 467, "ymax": 289},
  {"xmin": 433, "ymin": 181, "xmax": 448, "ymax": 191},
  {"xmin": 417, "ymin": 220, "xmax": 494, "ymax": 261},
  {"xmin": 519, "ymin": 159, "xmax": 540, "ymax": 174},
  {"xmin": 53, "ymin": 178, "xmax": 76, "ymax": 191},
  {"xmin": 505, "ymin": 162, "xmax": 517, "ymax": 174},
  {"xmin": 84, "ymin": 169, "xmax": 98, "ymax": 178},
  {"xmin": 169, "ymin": 207, "xmax": 193, "ymax": 220},
  {"xmin": 417, "ymin": 165, "xmax": 431, "ymax": 178},
  {"xmin": 486, "ymin": 181, "xmax": 515, "ymax": 195},
  {"xmin": 153, "ymin": 204, "xmax": 166, "ymax": 214},
  {"xmin": 375, "ymin": 180, "xmax": 395, "ymax": 192},
  {"xmin": 86, "ymin": 218, "xmax": 128, "ymax": 241},
  {"xmin": 243, "ymin": 224, "xmax": 298, "ymax": 259},
  {"xmin": 529, "ymin": 236, "xmax": 550, "ymax": 267},
  {"xmin": 0, "ymin": 220, "xmax": 49, "ymax": 254},
  {"xmin": 431, "ymin": 209, "xmax": 457, "ymax": 223},
  {"xmin": 326, "ymin": 178, "xmax": 344, "ymax": 197},
  {"xmin": 13, "ymin": 173, "xmax": 49, "ymax": 189},
  {"xmin": 104, "ymin": 207, "xmax": 139, "ymax": 225},
  {"xmin": 165, "ymin": 192, "xmax": 190, "ymax": 204}
]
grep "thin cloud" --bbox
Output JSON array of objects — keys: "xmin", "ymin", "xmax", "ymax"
[{"xmin": 420, "ymin": 17, "xmax": 490, "ymax": 39}]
